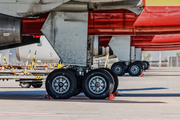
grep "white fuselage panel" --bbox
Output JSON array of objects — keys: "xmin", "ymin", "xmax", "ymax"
[{"xmin": 0, "ymin": 0, "xmax": 142, "ymax": 17}]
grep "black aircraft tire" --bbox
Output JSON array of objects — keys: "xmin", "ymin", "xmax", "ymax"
[
  {"xmin": 134, "ymin": 61, "xmax": 144, "ymax": 70},
  {"xmin": 32, "ymin": 82, "xmax": 43, "ymax": 88},
  {"xmin": 142, "ymin": 61, "xmax": 148, "ymax": 70},
  {"xmin": 147, "ymin": 62, "xmax": 150, "ymax": 68},
  {"xmin": 101, "ymin": 68, "xmax": 118, "ymax": 94},
  {"xmin": 46, "ymin": 69, "xmax": 77, "ymax": 99},
  {"xmin": 128, "ymin": 63, "xmax": 143, "ymax": 76},
  {"xmin": 111, "ymin": 62, "xmax": 126, "ymax": 76},
  {"xmin": 143, "ymin": 61, "xmax": 150, "ymax": 70},
  {"xmin": 82, "ymin": 69, "xmax": 114, "ymax": 99}
]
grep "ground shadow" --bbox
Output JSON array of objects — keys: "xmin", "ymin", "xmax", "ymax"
[
  {"xmin": 118, "ymin": 87, "xmax": 167, "ymax": 92},
  {"xmin": 119, "ymin": 93, "xmax": 180, "ymax": 97},
  {"xmin": 144, "ymin": 74, "xmax": 180, "ymax": 76},
  {"xmin": 0, "ymin": 90, "xmax": 166, "ymax": 104}
]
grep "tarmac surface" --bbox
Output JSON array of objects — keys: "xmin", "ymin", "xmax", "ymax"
[{"xmin": 0, "ymin": 67, "xmax": 180, "ymax": 120}]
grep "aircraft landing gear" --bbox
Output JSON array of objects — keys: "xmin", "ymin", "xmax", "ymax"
[
  {"xmin": 41, "ymin": 12, "xmax": 118, "ymax": 99},
  {"xmin": 46, "ymin": 68, "xmax": 117, "ymax": 99},
  {"xmin": 111, "ymin": 61, "xmax": 143, "ymax": 77}
]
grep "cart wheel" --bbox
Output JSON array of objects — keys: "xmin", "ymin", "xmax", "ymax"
[
  {"xmin": 32, "ymin": 82, "xmax": 43, "ymax": 88},
  {"xmin": 20, "ymin": 82, "xmax": 31, "ymax": 88}
]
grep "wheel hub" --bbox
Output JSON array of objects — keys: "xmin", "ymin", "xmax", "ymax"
[
  {"xmin": 59, "ymin": 82, "xmax": 64, "ymax": 87},
  {"xmin": 52, "ymin": 76, "xmax": 70, "ymax": 94},
  {"xmin": 130, "ymin": 65, "xmax": 139, "ymax": 74},
  {"xmin": 114, "ymin": 65, "xmax": 122, "ymax": 74},
  {"xmin": 95, "ymin": 83, "xmax": 101, "ymax": 87},
  {"xmin": 89, "ymin": 76, "xmax": 107, "ymax": 94}
]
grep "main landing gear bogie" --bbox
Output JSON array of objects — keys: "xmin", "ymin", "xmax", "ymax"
[
  {"xmin": 45, "ymin": 68, "xmax": 118, "ymax": 99},
  {"xmin": 111, "ymin": 61, "xmax": 150, "ymax": 77}
]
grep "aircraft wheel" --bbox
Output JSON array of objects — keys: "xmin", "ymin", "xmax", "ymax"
[
  {"xmin": 147, "ymin": 61, "xmax": 150, "ymax": 68},
  {"xmin": 111, "ymin": 62, "xmax": 126, "ymax": 76},
  {"xmin": 135, "ymin": 61, "xmax": 144, "ymax": 70},
  {"xmin": 101, "ymin": 68, "xmax": 119, "ymax": 94},
  {"xmin": 32, "ymin": 82, "xmax": 43, "ymax": 88},
  {"xmin": 82, "ymin": 69, "xmax": 114, "ymax": 99},
  {"xmin": 147, "ymin": 62, "xmax": 150, "ymax": 69},
  {"xmin": 46, "ymin": 69, "xmax": 77, "ymax": 99},
  {"xmin": 143, "ymin": 61, "xmax": 150, "ymax": 70},
  {"xmin": 20, "ymin": 82, "xmax": 31, "ymax": 88},
  {"xmin": 128, "ymin": 63, "xmax": 142, "ymax": 76}
]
